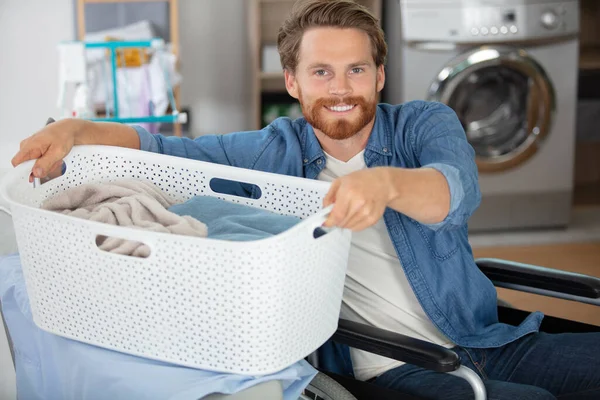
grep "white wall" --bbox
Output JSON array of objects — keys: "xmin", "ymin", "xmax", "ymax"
[
  {"xmin": 179, "ymin": 0, "xmax": 253, "ymax": 135},
  {"xmin": 0, "ymin": 0, "xmax": 74, "ymax": 396},
  {"xmin": 0, "ymin": 0, "xmax": 73, "ymax": 250},
  {"xmin": 0, "ymin": 0, "xmax": 75, "ymax": 169}
]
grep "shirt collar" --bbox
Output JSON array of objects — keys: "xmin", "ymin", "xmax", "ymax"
[{"xmin": 365, "ymin": 105, "xmax": 393, "ymax": 157}]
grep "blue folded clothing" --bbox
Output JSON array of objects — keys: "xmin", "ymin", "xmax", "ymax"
[{"xmin": 168, "ymin": 195, "xmax": 304, "ymax": 241}]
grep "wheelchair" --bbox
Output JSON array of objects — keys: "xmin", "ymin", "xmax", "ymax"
[{"xmin": 2, "ymin": 257, "xmax": 599, "ymax": 400}]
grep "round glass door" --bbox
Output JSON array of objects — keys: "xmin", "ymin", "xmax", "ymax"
[{"xmin": 427, "ymin": 46, "xmax": 555, "ymax": 172}]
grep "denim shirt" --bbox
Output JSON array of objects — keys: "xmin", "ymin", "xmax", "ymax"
[{"xmin": 134, "ymin": 100, "xmax": 543, "ymax": 375}]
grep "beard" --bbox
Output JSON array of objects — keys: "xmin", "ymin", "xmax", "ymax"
[{"xmin": 298, "ymin": 90, "xmax": 376, "ymax": 140}]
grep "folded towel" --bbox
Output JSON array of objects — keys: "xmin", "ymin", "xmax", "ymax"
[{"xmin": 41, "ymin": 179, "xmax": 208, "ymax": 257}]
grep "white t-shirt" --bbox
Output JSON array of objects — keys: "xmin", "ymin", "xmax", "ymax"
[{"xmin": 317, "ymin": 150, "xmax": 454, "ymax": 381}]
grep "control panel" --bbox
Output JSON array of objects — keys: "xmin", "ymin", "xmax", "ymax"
[{"xmin": 400, "ymin": 1, "xmax": 580, "ymax": 43}]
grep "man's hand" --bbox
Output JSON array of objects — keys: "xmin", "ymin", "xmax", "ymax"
[
  {"xmin": 12, "ymin": 119, "xmax": 81, "ymax": 182},
  {"xmin": 322, "ymin": 167, "xmax": 393, "ymax": 231},
  {"xmin": 11, "ymin": 118, "xmax": 141, "ymax": 182},
  {"xmin": 322, "ymin": 166, "xmax": 451, "ymax": 231}
]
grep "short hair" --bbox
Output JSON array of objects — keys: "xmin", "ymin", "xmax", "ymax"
[{"xmin": 277, "ymin": 0, "xmax": 387, "ymax": 73}]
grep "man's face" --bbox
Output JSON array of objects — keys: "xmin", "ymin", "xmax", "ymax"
[{"xmin": 285, "ymin": 27, "xmax": 385, "ymax": 140}]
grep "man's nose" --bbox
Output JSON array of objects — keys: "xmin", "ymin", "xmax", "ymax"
[{"xmin": 329, "ymin": 74, "xmax": 352, "ymax": 97}]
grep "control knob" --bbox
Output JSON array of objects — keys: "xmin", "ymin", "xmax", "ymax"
[{"xmin": 540, "ymin": 10, "xmax": 559, "ymax": 29}]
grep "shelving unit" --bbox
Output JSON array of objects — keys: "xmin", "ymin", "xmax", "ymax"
[
  {"xmin": 247, "ymin": 0, "xmax": 382, "ymax": 130},
  {"xmin": 75, "ymin": 0, "xmax": 183, "ymax": 136}
]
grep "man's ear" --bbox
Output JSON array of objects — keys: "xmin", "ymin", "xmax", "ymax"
[
  {"xmin": 376, "ymin": 64, "xmax": 385, "ymax": 93},
  {"xmin": 284, "ymin": 69, "xmax": 299, "ymax": 99}
]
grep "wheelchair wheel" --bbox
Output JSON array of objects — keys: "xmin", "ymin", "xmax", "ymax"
[{"xmin": 301, "ymin": 372, "xmax": 357, "ymax": 400}]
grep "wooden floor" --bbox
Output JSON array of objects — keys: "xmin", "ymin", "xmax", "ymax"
[{"xmin": 473, "ymin": 241, "xmax": 600, "ymax": 327}]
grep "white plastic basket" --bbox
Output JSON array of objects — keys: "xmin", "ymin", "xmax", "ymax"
[{"xmin": 0, "ymin": 145, "xmax": 352, "ymax": 375}]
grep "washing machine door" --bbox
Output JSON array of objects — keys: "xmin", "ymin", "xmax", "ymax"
[{"xmin": 427, "ymin": 46, "xmax": 555, "ymax": 172}]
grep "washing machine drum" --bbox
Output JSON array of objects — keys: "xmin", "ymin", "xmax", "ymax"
[{"xmin": 428, "ymin": 46, "xmax": 555, "ymax": 172}]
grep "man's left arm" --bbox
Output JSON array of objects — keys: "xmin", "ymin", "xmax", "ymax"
[
  {"xmin": 323, "ymin": 103, "xmax": 481, "ymax": 231},
  {"xmin": 383, "ymin": 166, "xmax": 453, "ymax": 226}
]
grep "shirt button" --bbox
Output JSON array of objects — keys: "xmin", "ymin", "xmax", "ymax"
[
  {"xmin": 383, "ymin": 147, "xmax": 388, "ymax": 153},
  {"xmin": 316, "ymin": 159, "xmax": 323, "ymax": 165},
  {"xmin": 303, "ymin": 158, "xmax": 308, "ymax": 163}
]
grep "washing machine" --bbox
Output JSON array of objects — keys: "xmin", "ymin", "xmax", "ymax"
[{"xmin": 392, "ymin": 0, "xmax": 580, "ymax": 231}]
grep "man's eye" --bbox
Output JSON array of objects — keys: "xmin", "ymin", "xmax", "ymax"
[
  {"xmin": 315, "ymin": 70, "xmax": 328, "ymax": 76},
  {"xmin": 351, "ymin": 67, "xmax": 364, "ymax": 74}
]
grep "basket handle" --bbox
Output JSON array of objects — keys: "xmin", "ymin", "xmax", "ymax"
[
  {"xmin": 88, "ymin": 223, "xmax": 157, "ymax": 260},
  {"xmin": 306, "ymin": 205, "xmax": 343, "ymax": 239},
  {"xmin": 207, "ymin": 176, "xmax": 264, "ymax": 205}
]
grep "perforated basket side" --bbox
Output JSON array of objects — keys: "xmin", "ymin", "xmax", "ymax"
[{"xmin": 11, "ymin": 203, "xmax": 351, "ymax": 374}]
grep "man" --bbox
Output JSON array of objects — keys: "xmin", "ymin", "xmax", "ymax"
[{"xmin": 12, "ymin": 0, "xmax": 600, "ymax": 398}]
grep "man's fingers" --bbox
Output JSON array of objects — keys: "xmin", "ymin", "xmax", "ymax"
[
  {"xmin": 324, "ymin": 193, "xmax": 349, "ymax": 227},
  {"xmin": 32, "ymin": 158, "xmax": 55, "ymax": 178},
  {"xmin": 11, "ymin": 147, "xmax": 41, "ymax": 167},
  {"xmin": 345, "ymin": 213, "xmax": 378, "ymax": 231},
  {"xmin": 337, "ymin": 200, "xmax": 365, "ymax": 228},
  {"xmin": 345, "ymin": 204, "xmax": 382, "ymax": 231},
  {"xmin": 12, "ymin": 135, "xmax": 51, "ymax": 168},
  {"xmin": 31, "ymin": 146, "xmax": 64, "ymax": 178},
  {"xmin": 47, "ymin": 159, "xmax": 65, "ymax": 179},
  {"xmin": 323, "ymin": 179, "xmax": 341, "ymax": 207}
]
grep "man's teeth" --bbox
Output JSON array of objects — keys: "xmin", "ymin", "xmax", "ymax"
[{"xmin": 328, "ymin": 105, "xmax": 354, "ymax": 112}]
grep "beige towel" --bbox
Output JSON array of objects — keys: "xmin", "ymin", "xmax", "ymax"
[{"xmin": 41, "ymin": 179, "xmax": 208, "ymax": 257}]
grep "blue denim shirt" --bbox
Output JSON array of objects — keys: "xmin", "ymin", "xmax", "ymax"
[{"xmin": 134, "ymin": 100, "xmax": 543, "ymax": 375}]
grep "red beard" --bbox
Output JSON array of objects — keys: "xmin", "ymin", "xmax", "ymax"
[{"xmin": 299, "ymin": 93, "xmax": 376, "ymax": 140}]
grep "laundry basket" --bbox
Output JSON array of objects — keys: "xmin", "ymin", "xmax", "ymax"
[{"xmin": 0, "ymin": 145, "xmax": 352, "ymax": 375}]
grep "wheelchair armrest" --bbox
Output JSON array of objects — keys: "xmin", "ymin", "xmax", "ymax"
[
  {"xmin": 332, "ymin": 319, "xmax": 460, "ymax": 373},
  {"xmin": 476, "ymin": 258, "xmax": 600, "ymax": 306}
]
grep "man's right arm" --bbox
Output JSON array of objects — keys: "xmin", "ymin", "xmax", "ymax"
[
  {"xmin": 11, "ymin": 118, "xmax": 140, "ymax": 179},
  {"xmin": 12, "ymin": 117, "xmax": 277, "ymax": 181}
]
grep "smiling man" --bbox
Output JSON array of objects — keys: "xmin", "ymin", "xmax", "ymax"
[{"xmin": 11, "ymin": 0, "xmax": 600, "ymax": 399}]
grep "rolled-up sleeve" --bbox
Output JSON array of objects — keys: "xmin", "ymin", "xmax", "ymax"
[
  {"xmin": 133, "ymin": 125, "xmax": 161, "ymax": 154},
  {"xmin": 410, "ymin": 102, "xmax": 481, "ymax": 231}
]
